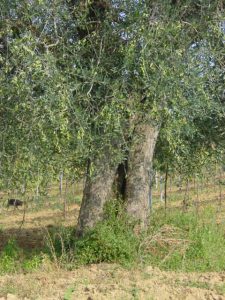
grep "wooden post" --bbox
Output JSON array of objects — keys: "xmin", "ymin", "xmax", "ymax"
[
  {"xmin": 63, "ymin": 178, "xmax": 68, "ymax": 219},
  {"xmin": 160, "ymin": 174, "xmax": 164, "ymax": 202},
  {"xmin": 183, "ymin": 179, "xmax": 189, "ymax": 211},
  {"xmin": 164, "ymin": 164, "xmax": 169, "ymax": 211},
  {"xmin": 59, "ymin": 172, "xmax": 63, "ymax": 197},
  {"xmin": 219, "ymin": 168, "xmax": 222, "ymax": 207}
]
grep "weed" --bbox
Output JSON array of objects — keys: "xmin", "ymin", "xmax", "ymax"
[
  {"xmin": 0, "ymin": 239, "xmax": 20, "ymax": 274},
  {"xmin": 130, "ymin": 284, "xmax": 139, "ymax": 299},
  {"xmin": 176, "ymin": 279, "xmax": 211, "ymax": 290},
  {"xmin": 214, "ymin": 283, "xmax": 225, "ymax": 295},
  {"xmin": 63, "ymin": 286, "xmax": 75, "ymax": 300},
  {"xmin": 44, "ymin": 226, "xmax": 75, "ymax": 269},
  {"xmin": 22, "ymin": 254, "xmax": 43, "ymax": 272},
  {"xmin": 0, "ymin": 283, "xmax": 17, "ymax": 297},
  {"xmin": 0, "ymin": 254, "xmax": 17, "ymax": 274},
  {"xmin": 0, "ymin": 239, "xmax": 44, "ymax": 274}
]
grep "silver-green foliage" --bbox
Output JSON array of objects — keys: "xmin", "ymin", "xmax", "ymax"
[{"xmin": 0, "ymin": 0, "xmax": 224, "ymax": 187}]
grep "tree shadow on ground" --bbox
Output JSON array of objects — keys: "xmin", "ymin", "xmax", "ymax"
[{"xmin": 0, "ymin": 224, "xmax": 75, "ymax": 252}]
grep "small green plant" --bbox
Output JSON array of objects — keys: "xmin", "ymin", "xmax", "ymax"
[
  {"xmin": 44, "ymin": 225, "xmax": 76, "ymax": 269},
  {"xmin": 0, "ymin": 283, "xmax": 17, "ymax": 297},
  {"xmin": 74, "ymin": 196, "xmax": 82, "ymax": 205},
  {"xmin": 0, "ymin": 239, "xmax": 20, "ymax": 274},
  {"xmin": 0, "ymin": 240, "xmax": 45, "ymax": 274},
  {"xmin": 0, "ymin": 255, "xmax": 17, "ymax": 274},
  {"xmin": 2, "ymin": 239, "xmax": 20, "ymax": 258},
  {"xmin": 22, "ymin": 254, "xmax": 43, "ymax": 272},
  {"xmin": 63, "ymin": 286, "xmax": 75, "ymax": 300},
  {"xmin": 130, "ymin": 284, "xmax": 139, "ymax": 300},
  {"xmin": 214, "ymin": 283, "xmax": 225, "ymax": 295}
]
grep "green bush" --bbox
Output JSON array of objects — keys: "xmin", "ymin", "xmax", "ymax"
[
  {"xmin": 46, "ymin": 199, "xmax": 140, "ymax": 267},
  {"xmin": 74, "ymin": 222, "xmax": 138, "ymax": 265},
  {"xmin": 74, "ymin": 200, "xmax": 140, "ymax": 266}
]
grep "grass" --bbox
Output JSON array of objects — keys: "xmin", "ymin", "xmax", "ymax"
[
  {"xmin": 145, "ymin": 206, "xmax": 225, "ymax": 272},
  {"xmin": 0, "ymin": 174, "xmax": 225, "ymax": 276},
  {"xmin": 28, "ymin": 191, "xmax": 81, "ymax": 212},
  {"xmin": 0, "ymin": 284, "xmax": 17, "ymax": 297},
  {"xmin": 41, "ymin": 199, "xmax": 225, "ymax": 273},
  {"xmin": 214, "ymin": 283, "xmax": 225, "ymax": 295},
  {"xmin": 130, "ymin": 284, "xmax": 140, "ymax": 300},
  {"xmin": 0, "ymin": 239, "xmax": 46, "ymax": 275},
  {"xmin": 46, "ymin": 199, "xmax": 140, "ymax": 267},
  {"xmin": 63, "ymin": 286, "xmax": 76, "ymax": 300},
  {"xmin": 174, "ymin": 279, "xmax": 212, "ymax": 290},
  {"xmin": 0, "ymin": 177, "xmax": 225, "ymax": 300},
  {"xmin": 174, "ymin": 279, "xmax": 225, "ymax": 296},
  {"xmin": 1, "ymin": 202, "xmax": 225, "ymax": 275}
]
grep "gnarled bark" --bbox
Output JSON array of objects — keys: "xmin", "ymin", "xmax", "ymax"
[
  {"xmin": 125, "ymin": 123, "xmax": 159, "ymax": 226},
  {"xmin": 76, "ymin": 158, "xmax": 117, "ymax": 236},
  {"xmin": 76, "ymin": 122, "xmax": 159, "ymax": 236}
]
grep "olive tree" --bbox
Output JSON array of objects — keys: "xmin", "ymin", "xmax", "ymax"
[{"xmin": 0, "ymin": 0, "xmax": 224, "ymax": 235}]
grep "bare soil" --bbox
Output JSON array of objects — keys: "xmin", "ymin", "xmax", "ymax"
[
  {"xmin": 0, "ymin": 264, "xmax": 225, "ymax": 299},
  {"xmin": 0, "ymin": 204, "xmax": 79, "ymax": 250}
]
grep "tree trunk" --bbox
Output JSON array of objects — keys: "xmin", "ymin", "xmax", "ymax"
[
  {"xmin": 125, "ymin": 123, "xmax": 159, "ymax": 226},
  {"xmin": 76, "ymin": 122, "xmax": 159, "ymax": 235},
  {"xmin": 76, "ymin": 158, "xmax": 117, "ymax": 236}
]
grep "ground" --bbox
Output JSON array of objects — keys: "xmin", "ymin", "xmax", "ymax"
[
  {"xmin": 1, "ymin": 264, "xmax": 225, "ymax": 299},
  {"xmin": 0, "ymin": 175, "xmax": 225, "ymax": 300}
]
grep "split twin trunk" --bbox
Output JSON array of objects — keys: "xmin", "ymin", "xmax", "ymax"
[{"xmin": 76, "ymin": 123, "xmax": 159, "ymax": 236}]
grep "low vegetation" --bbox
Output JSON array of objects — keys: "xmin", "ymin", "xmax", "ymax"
[{"xmin": 1, "ymin": 199, "xmax": 225, "ymax": 276}]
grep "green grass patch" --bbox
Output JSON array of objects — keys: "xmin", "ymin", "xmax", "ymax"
[
  {"xmin": 0, "ymin": 239, "xmax": 45, "ymax": 275},
  {"xmin": 146, "ymin": 207, "xmax": 225, "ymax": 271},
  {"xmin": 46, "ymin": 202, "xmax": 225, "ymax": 272}
]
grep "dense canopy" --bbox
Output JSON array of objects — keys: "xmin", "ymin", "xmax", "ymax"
[{"xmin": 0, "ymin": 0, "xmax": 224, "ymax": 232}]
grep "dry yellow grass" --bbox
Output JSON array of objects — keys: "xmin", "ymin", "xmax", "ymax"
[{"xmin": 0, "ymin": 264, "xmax": 225, "ymax": 299}]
